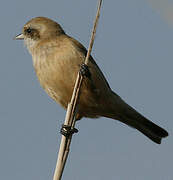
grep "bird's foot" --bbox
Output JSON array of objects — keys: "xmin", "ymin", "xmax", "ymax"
[
  {"xmin": 60, "ymin": 124, "xmax": 78, "ymax": 137},
  {"xmin": 80, "ymin": 63, "xmax": 91, "ymax": 79}
]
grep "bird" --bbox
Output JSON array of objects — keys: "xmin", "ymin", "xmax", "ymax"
[{"xmin": 15, "ymin": 17, "xmax": 168, "ymax": 144}]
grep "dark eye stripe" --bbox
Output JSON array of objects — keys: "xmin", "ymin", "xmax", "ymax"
[{"xmin": 26, "ymin": 28, "xmax": 32, "ymax": 33}]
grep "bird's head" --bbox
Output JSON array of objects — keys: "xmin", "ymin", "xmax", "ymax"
[{"xmin": 15, "ymin": 17, "xmax": 65, "ymax": 53}]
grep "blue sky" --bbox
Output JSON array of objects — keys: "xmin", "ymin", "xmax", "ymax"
[{"xmin": 0, "ymin": 0, "xmax": 172, "ymax": 179}]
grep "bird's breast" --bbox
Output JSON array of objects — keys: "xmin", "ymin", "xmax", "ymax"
[{"xmin": 32, "ymin": 47, "xmax": 81, "ymax": 108}]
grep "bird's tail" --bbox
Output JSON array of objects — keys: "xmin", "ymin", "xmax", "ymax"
[
  {"xmin": 105, "ymin": 92, "xmax": 168, "ymax": 144},
  {"xmin": 119, "ymin": 113, "xmax": 168, "ymax": 144}
]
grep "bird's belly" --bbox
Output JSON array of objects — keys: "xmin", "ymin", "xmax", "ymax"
[
  {"xmin": 33, "ymin": 53, "xmax": 112, "ymax": 116},
  {"xmin": 34, "ymin": 59, "xmax": 75, "ymax": 108}
]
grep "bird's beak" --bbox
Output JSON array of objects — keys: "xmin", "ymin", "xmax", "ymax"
[{"xmin": 14, "ymin": 33, "xmax": 24, "ymax": 40}]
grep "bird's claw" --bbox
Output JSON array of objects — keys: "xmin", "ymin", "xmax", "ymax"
[
  {"xmin": 80, "ymin": 63, "xmax": 91, "ymax": 79},
  {"xmin": 60, "ymin": 124, "xmax": 78, "ymax": 137}
]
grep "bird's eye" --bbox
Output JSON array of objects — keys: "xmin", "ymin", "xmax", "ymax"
[{"xmin": 26, "ymin": 28, "xmax": 32, "ymax": 34}]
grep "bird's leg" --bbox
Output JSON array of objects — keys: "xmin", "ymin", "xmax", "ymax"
[
  {"xmin": 80, "ymin": 63, "xmax": 98, "ymax": 93},
  {"xmin": 80, "ymin": 63, "xmax": 91, "ymax": 79},
  {"xmin": 60, "ymin": 124, "xmax": 78, "ymax": 137}
]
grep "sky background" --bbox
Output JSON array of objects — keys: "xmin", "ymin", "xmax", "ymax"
[{"xmin": 0, "ymin": 0, "xmax": 173, "ymax": 179}]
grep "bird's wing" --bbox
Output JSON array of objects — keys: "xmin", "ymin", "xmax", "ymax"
[{"xmin": 69, "ymin": 36, "xmax": 111, "ymax": 90}]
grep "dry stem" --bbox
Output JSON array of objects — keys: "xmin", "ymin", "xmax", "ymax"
[{"xmin": 53, "ymin": 0, "xmax": 103, "ymax": 179}]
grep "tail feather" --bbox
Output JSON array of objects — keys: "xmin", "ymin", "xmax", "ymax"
[
  {"xmin": 121, "ymin": 115, "xmax": 168, "ymax": 144},
  {"xmin": 137, "ymin": 122, "xmax": 168, "ymax": 144},
  {"xmin": 107, "ymin": 92, "xmax": 169, "ymax": 144}
]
